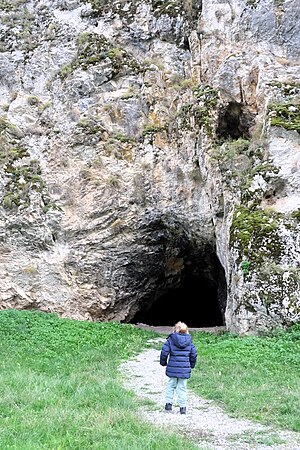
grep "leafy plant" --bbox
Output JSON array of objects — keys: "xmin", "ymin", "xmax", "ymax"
[{"xmin": 241, "ymin": 260, "xmax": 250, "ymax": 274}]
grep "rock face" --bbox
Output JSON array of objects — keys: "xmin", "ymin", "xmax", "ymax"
[{"xmin": 0, "ymin": 0, "xmax": 299, "ymax": 334}]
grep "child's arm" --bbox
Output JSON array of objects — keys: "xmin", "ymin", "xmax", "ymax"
[
  {"xmin": 189, "ymin": 343, "xmax": 197, "ymax": 368},
  {"xmin": 160, "ymin": 340, "xmax": 170, "ymax": 366}
]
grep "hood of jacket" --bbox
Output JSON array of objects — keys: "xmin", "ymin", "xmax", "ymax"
[{"xmin": 169, "ymin": 332, "xmax": 192, "ymax": 348}]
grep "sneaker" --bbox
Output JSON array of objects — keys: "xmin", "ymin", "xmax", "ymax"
[
  {"xmin": 180, "ymin": 407, "xmax": 186, "ymax": 414},
  {"xmin": 165, "ymin": 403, "xmax": 172, "ymax": 411}
]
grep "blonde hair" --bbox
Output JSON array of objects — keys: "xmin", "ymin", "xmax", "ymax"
[{"xmin": 173, "ymin": 321, "xmax": 189, "ymax": 334}]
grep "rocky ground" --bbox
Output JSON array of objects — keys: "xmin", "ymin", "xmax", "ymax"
[{"xmin": 119, "ymin": 337, "xmax": 300, "ymax": 450}]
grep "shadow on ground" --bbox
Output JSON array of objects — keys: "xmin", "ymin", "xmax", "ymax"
[{"xmin": 134, "ymin": 323, "xmax": 227, "ymax": 335}]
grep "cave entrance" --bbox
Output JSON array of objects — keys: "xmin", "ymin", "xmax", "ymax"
[
  {"xmin": 216, "ymin": 101, "xmax": 255, "ymax": 140},
  {"xmin": 130, "ymin": 251, "xmax": 227, "ymax": 328}
]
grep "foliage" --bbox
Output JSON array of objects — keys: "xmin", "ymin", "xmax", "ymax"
[
  {"xmin": 177, "ymin": 84, "xmax": 219, "ymax": 135},
  {"xmin": 192, "ymin": 84, "xmax": 219, "ymax": 108},
  {"xmin": 141, "ymin": 58, "xmax": 164, "ymax": 70},
  {"xmin": 230, "ymin": 205, "xmax": 283, "ymax": 262},
  {"xmin": 0, "ymin": 116, "xmax": 22, "ymax": 136},
  {"xmin": 114, "ymin": 133, "xmax": 135, "ymax": 143},
  {"xmin": 254, "ymin": 265, "xmax": 300, "ymax": 309},
  {"xmin": 0, "ymin": 310, "xmax": 198, "ymax": 450},
  {"xmin": 268, "ymin": 81, "xmax": 300, "ymax": 97},
  {"xmin": 240, "ymin": 162, "xmax": 280, "ymax": 203},
  {"xmin": 42, "ymin": 202, "xmax": 62, "ymax": 214},
  {"xmin": 58, "ymin": 32, "xmax": 141, "ymax": 79},
  {"xmin": 0, "ymin": 1, "xmax": 38, "ymax": 52},
  {"xmin": 151, "ymin": 0, "xmax": 181, "ymax": 18},
  {"xmin": 211, "ymin": 138, "xmax": 250, "ymax": 166},
  {"xmin": 27, "ymin": 95, "xmax": 40, "ymax": 106},
  {"xmin": 0, "ymin": 0, "xmax": 27, "ymax": 10},
  {"xmin": 191, "ymin": 325, "xmax": 300, "ymax": 431},
  {"xmin": 0, "ymin": 117, "xmax": 45, "ymax": 210},
  {"xmin": 246, "ymin": 0, "xmax": 260, "ymax": 7},
  {"xmin": 80, "ymin": 0, "xmax": 183, "ymax": 20},
  {"xmin": 241, "ymin": 259, "xmax": 250, "ymax": 275},
  {"xmin": 80, "ymin": 0, "xmax": 137, "ymax": 17},
  {"xmin": 268, "ymin": 101, "xmax": 300, "ymax": 132},
  {"xmin": 77, "ymin": 117, "xmax": 105, "ymax": 135},
  {"xmin": 107, "ymin": 174, "xmax": 121, "ymax": 188},
  {"xmin": 170, "ymin": 76, "xmax": 193, "ymax": 90},
  {"xmin": 192, "ymin": 84, "xmax": 219, "ymax": 134},
  {"xmin": 142, "ymin": 124, "xmax": 166, "ymax": 136},
  {"xmin": 291, "ymin": 208, "xmax": 300, "ymax": 221}
]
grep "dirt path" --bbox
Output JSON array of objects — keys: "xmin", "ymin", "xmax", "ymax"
[{"xmin": 119, "ymin": 337, "xmax": 300, "ymax": 450}]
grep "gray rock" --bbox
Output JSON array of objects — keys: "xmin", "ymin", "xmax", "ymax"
[{"xmin": 0, "ymin": 0, "xmax": 299, "ymax": 333}]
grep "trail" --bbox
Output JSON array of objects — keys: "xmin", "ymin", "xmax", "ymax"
[{"xmin": 119, "ymin": 337, "xmax": 300, "ymax": 450}]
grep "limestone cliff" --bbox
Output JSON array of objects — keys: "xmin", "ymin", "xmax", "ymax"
[{"xmin": 0, "ymin": 0, "xmax": 299, "ymax": 333}]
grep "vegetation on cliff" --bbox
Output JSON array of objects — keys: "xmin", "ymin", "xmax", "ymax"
[{"xmin": 0, "ymin": 116, "xmax": 44, "ymax": 209}]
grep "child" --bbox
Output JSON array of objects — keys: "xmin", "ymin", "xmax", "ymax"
[{"xmin": 160, "ymin": 321, "xmax": 197, "ymax": 414}]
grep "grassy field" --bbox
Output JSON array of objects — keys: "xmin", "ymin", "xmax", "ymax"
[
  {"xmin": 190, "ymin": 326, "xmax": 300, "ymax": 432},
  {"xmin": 1, "ymin": 309, "xmax": 299, "ymax": 450},
  {"xmin": 0, "ymin": 309, "xmax": 198, "ymax": 450}
]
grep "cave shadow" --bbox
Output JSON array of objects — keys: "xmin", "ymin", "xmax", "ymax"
[
  {"xmin": 131, "ymin": 256, "xmax": 227, "ymax": 328},
  {"xmin": 216, "ymin": 101, "xmax": 255, "ymax": 140}
]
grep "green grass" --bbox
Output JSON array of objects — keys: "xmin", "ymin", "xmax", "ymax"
[
  {"xmin": 2, "ymin": 309, "xmax": 299, "ymax": 448},
  {"xmin": 0, "ymin": 310, "xmax": 199, "ymax": 450},
  {"xmin": 190, "ymin": 326, "xmax": 300, "ymax": 432}
]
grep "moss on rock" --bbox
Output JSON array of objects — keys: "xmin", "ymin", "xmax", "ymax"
[
  {"xmin": 254, "ymin": 266, "xmax": 300, "ymax": 314},
  {"xmin": 230, "ymin": 205, "xmax": 284, "ymax": 263},
  {"xmin": 268, "ymin": 101, "xmax": 300, "ymax": 132},
  {"xmin": 81, "ymin": 0, "xmax": 139, "ymax": 18},
  {"xmin": 177, "ymin": 84, "xmax": 219, "ymax": 134},
  {"xmin": 0, "ymin": 2, "xmax": 40, "ymax": 52},
  {"xmin": 0, "ymin": 117, "xmax": 44, "ymax": 210},
  {"xmin": 59, "ymin": 32, "xmax": 141, "ymax": 80}
]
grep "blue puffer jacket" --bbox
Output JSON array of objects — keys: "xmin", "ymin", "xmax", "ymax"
[{"xmin": 160, "ymin": 332, "xmax": 197, "ymax": 379}]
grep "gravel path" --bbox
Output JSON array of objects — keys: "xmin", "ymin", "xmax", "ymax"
[{"xmin": 119, "ymin": 338, "xmax": 300, "ymax": 450}]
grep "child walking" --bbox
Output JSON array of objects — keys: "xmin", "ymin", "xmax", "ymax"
[{"xmin": 160, "ymin": 321, "xmax": 197, "ymax": 414}]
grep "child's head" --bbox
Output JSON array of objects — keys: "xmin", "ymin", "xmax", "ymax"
[{"xmin": 173, "ymin": 321, "xmax": 189, "ymax": 334}]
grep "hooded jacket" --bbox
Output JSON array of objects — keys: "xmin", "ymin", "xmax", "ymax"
[{"xmin": 160, "ymin": 332, "xmax": 197, "ymax": 379}]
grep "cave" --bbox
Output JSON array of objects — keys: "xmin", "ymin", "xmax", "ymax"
[
  {"xmin": 130, "ymin": 248, "xmax": 227, "ymax": 329},
  {"xmin": 216, "ymin": 101, "xmax": 255, "ymax": 140}
]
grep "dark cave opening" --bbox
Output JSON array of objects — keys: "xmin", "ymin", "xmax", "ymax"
[
  {"xmin": 130, "ymin": 253, "xmax": 227, "ymax": 328},
  {"xmin": 216, "ymin": 101, "xmax": 255, "ymax": 140}
]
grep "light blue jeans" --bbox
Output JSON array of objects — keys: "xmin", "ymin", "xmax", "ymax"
[{"xmin": 165, "ymin": 377, "xmax": 187, "ymax": 407}]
